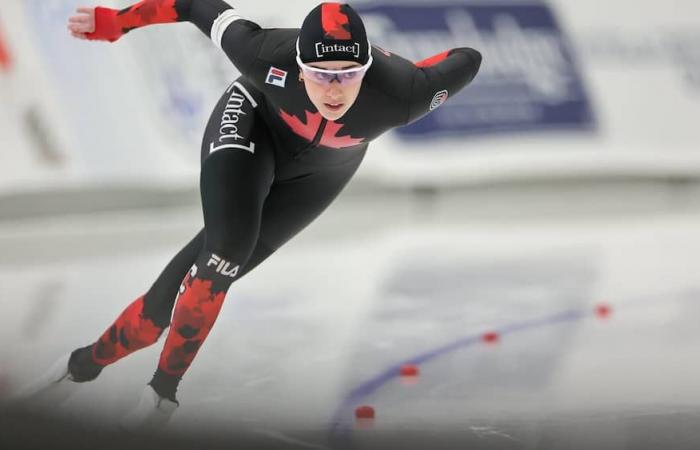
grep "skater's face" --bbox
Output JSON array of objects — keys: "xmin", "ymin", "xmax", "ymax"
[{"xmin": 299, "ymin": 60, "xmax": 365, "ymax": 121}]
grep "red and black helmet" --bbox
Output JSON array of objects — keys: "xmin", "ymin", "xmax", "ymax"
[{"xmin": 297, "ymin": 3, "xmax": 372, "ymax": 65}]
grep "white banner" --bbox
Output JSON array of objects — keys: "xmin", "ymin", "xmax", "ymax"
[{"xmin": 1, "ymin": 0, "xmax": 699, "ymax": 195}]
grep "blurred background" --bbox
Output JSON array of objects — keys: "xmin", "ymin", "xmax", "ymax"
[{"xmin": 1, "ymin": 0, "xmax": 700, "ymax": 449}]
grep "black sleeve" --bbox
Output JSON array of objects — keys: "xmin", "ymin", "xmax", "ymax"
[
  {"xmin": 177, "ymin": 0, "xmax": 266, "ymax": 79},
  {"xmin": 176, "ymin": 0, "xmax": 234, "ymax": 35},
  {"xmin": 218, "ymin": 20, "xmax": 267, "ymax": 79},
  {"xmin": 406, "ymin": 48, "xmax": 482, "ymax": 125}
]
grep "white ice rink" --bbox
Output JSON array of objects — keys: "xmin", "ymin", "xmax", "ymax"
[{"xmin": 1, "ymin": 182, "xmax": 700, "ymax": 449}]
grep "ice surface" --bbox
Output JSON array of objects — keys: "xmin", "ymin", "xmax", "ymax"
[{"xmin": 1, "ymin": 191, "xmax": 700, "ymax": 449}]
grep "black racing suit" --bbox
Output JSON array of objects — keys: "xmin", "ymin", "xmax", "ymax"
[
  {"xmin": 187, "ymin": 0, "xmax": 482, "ymax": 280},
  {"xmin": 69, "ymin": 0, "xmax": 482, "ymax": 400}
]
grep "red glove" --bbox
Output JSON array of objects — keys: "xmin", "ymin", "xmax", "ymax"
[{"xmin": 86, "ymin": 7, "xmax": 124, "ymax": 42}]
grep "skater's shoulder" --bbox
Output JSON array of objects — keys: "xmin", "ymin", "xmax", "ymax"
[
  {"xmin": 362, "ymin": 46, "xmax": 418, "ymax": 102},
  {"xmin": 255, "ymin": 28, "xmax": 300, "ymax": 66}
]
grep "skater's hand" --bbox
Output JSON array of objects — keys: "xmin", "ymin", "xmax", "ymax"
[
  {"xmin": 68, "ymin": 6, "xmax": 123, "ymax": 42},
  {"xmin": 67, "ymin": 7, "xmax": 95, "ymax": 40}
]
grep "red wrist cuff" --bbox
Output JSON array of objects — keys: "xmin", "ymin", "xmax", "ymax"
[{"xmin": 86, "ymin": 7, "xmax": 123, "ymax": 42}]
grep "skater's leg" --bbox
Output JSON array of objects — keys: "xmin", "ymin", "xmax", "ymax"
[
  {"xmin": 235, "ymin": 149, "xmax": 367, "ymax": 278},
  {"xmin": 67, "ymin": 230, "xmax": 206, "ymax": 382},
  {"xmin": 142, "ymin": 229, "xmax": 206, "ymax": 328},
  {"xmin": 73, "ymin": 150, "xmax": 363, "ymax": 384},
  {"xmin": 149, "ymin": 149, "xmax": 274, "ymax": 400},
  {"xmin": 68, "ymin": 83, "xmax": 261, "ymax": 381},
  {"xmin": 148, "ymin": 82, "xmax": 275, "ymax": 401},
  {"xmin": 68, "ymin": 86, "xmax": 255, "ymax": 379}
]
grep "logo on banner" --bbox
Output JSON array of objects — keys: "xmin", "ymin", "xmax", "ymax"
[
  {"xmin": 266, "ymin": 66, "xmax": 287, "ymax": 88},
  {"xmin": 355, "ymin": 1, "xmax": 595, "ymax": 139},
  {"xmin": 430, "ymin": 90, "xmax": 449, "ymax": 111}
]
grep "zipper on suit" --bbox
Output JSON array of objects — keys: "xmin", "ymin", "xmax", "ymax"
[
  {"xmin": 310, "ymin": 118, "xmax": 328, "ymax": 148},
  {"xmin": 295, "ymin": 118, "xmax": 328, "ymax": 160}
]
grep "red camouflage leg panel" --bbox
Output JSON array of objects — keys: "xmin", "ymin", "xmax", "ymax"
[
  {"xmin": 92, "ymin": 296, "xmax": 166, "ymax": 365},
  {"xmin": 157, "ymin": 272, "xmax": 227, "ymax": 376}
]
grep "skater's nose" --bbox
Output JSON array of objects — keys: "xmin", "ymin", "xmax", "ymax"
[{"xmin": 326, "ymin": 85, "xmax": 344, "ymax": 101}]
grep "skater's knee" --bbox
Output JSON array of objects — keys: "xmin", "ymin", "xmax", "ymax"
[
  {"xmin": 194, "ymin": 250, "xmax": 247, "ymax": 284},
  {"xmin": 204, "ymin": 233, "xmax": 257, "ymax": 265},
  {"xmin": 142, "ymin": 291, "xmax": 175, "ymax": 328},
  {"xmin": 144, "ymin": 307, "xmax": 172, "ymax": 330}
]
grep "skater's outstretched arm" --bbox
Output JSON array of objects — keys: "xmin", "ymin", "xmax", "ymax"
[
  {"xmin": 406, "ymin": 48, "xmax": 483, "ymax": 124},
  {"xmin": 68, "ymin": 0, "xmax": 265, "ymax": 77}
]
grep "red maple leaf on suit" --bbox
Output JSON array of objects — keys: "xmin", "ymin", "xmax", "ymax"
[
  {"xmin": 321, "ymin": 121, "xmax": 365, "ymax": 148},
  {"xmin": 279, "ymin": 109, "xmax": 365, "ymax": 149},
  {"xmin": 279, "ymin": 109, "xmax": 322, "ymax": 142}
]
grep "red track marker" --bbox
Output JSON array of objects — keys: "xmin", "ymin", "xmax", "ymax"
[
  {"xmin": 355, "ymin": 405, "xmax": 375, "ymax": 419},
  {"xmin": 355, "ymin": 405, "xmax": 376, "ymax": 427},
  {"xmin": 482, "ymin": 331, "xmax": 500, "ymax": 344},
  {"xmin": 399, "ymin": 364, "xmax": 419, "ymax": 386},
  {"xmin": 596, "ymin": 303, "xmax": 613, "ymax": 319},
  {"xmin": 400, "ymin": 364, "xmax": 419, "ymax": 377}
]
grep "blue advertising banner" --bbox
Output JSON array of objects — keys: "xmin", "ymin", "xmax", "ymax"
[{"xmin": 355, "ymin": 1, "xmax": 596, "ymax": 139}]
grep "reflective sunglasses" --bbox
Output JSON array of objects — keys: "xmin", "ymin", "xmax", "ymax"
[{"xmin": 296, "ymin": 55, "xmax": 373, "ymax": 86}]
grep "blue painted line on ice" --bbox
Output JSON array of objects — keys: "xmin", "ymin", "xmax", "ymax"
[{"xmin": 327, "ymin": 308, "xmax": 589, "ymax": 440}]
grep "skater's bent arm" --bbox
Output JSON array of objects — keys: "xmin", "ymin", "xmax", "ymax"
[
  {"xmin": 406, "ymin": 48, "xmax": 482, "ymax": 125},
  {"xmin": 69, "ymin": 0, "xmax": 264, "ymax": 76}
]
